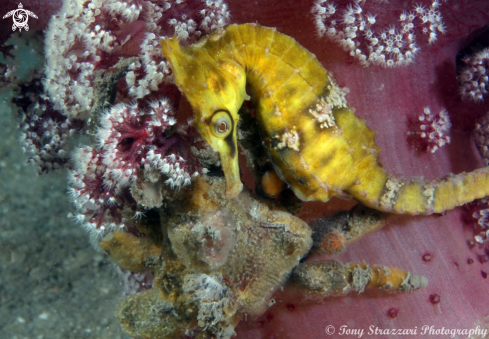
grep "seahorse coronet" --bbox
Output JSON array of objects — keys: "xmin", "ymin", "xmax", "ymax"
[{"xmin": 161, "ymin": 23, "xmax": 489, "ymax": 215}]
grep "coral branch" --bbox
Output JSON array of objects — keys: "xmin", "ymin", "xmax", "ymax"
[
  {"xmin": 43, "ymin": 0, "xmax": 230, "ymax": 118},
  {"xmin": 20, "ymin": 99, "xmax": 73, "ymax": 173},
  {"xmin": 69, "ymin": 99, "xmax": 206, "ymax": 234},
  {"xmin": 407, "ymin": 106, "xmax": 451, "ymax": 153},
  {"xmin": 12, "ymin": 71, "xmax": 85, "ymax": 174},
  {"xmin": 463, "ymin": 198, "xmax": 489, "ymax": 265},
  {"xmin": 458, "ymin": 47, "xmax": 489, "ymax": 102},
  {"xmin": 474, "ymin": 111, "xmax": 489, "ymax": 166},
  {"xmin": 69, "ymin": 145, "xmax": 128, "ymax": 233}
]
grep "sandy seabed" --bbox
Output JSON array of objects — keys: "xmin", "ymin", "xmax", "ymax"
[{"xmin": 0, "ymin": 90, "xmax": 129, "ymax": 338}]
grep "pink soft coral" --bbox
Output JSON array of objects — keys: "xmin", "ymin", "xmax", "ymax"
[
  {"xmin": 458, "ymin": 47, "xmax": 489, "ymax": 102},
  {"xmin": 69, "ymin": 100, "xmax": 205, "ymax": 233},
  {"xmin": 407, "ymin": 106, "xmax": 451, "ymax": 153},
  {"xmin": 41, "ymin": 0, "xmax": 229, "ymax": 119},
  {"xmin": 225, "ymin": 0, "xmax": 489, "ymax": 337}
]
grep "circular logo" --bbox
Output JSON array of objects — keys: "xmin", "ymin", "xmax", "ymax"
[
  {"xmin": 13, "ymin": 10, "xmax": 28, "ymax": 26},
  {"xmin": 325, "ymin": 325, "xmax": 335, "ymax": 335}
]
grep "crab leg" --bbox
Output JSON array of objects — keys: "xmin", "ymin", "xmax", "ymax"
[{"xmin": 290, "ymin": 261, "xmax": 427, "ymax": 298}]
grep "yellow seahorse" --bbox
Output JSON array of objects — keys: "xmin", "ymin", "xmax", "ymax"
[{"xmin": 161, "ymin": 23, "xmax": 489, "ymax": 214}]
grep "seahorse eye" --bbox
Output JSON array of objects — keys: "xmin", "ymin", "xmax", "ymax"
[
  {"xmin": 210, "ymin": 110, "xmax": 232, "ymax": 138},
  {"xmin": 218, "ymin": 121, "xmax": 228, "ymax": 133}
]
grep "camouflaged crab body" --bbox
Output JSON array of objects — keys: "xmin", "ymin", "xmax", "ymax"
[{"xmin": 162, "ymin": 23, "xmax": 489, "ymax": 215}]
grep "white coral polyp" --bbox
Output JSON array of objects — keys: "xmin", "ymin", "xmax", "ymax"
[
  {"xmin": 126, "ymin": 33, "xmax": 172, "ymax": 99},
  {"xmin": 311, "ymin": 0, "xmax": 446, "ymax": 68},
  {"xmin": 458, "ymin": 48, "xmax": 489, "ymax": 102},
  {"xmin": 43, "ymin": 0, "xmax": 231, "ymax": 118}
]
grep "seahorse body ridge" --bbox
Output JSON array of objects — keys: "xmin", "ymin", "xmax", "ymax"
[{"xmin": 161, "ymin": 23, "xmax": 489, "ymax": 215}]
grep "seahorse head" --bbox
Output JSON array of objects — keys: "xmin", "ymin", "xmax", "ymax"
[{"xmin": 161, "ymin": 34, "xmax": 248, "ymax": 199}]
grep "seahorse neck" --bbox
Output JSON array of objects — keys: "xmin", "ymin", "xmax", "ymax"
[{"xmin": 219, "ymin": 24, "xmax": 329, "ymax": 126}]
